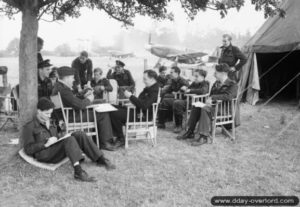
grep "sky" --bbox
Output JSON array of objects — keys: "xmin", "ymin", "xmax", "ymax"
[{"xmin": 0, "ymin": 1, "xmax": 266, "ymax": 51}]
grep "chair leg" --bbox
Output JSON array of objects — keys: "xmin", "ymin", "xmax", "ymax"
[
  {"xmin": 211, "ymin": 120, "xmax": 216, "ymax": 143},
  {"xmin": 231, "ymin": 121, "xmax": 236, "ymax": 141},
  {"xmin": 0, "ymin": 118, "xmax": 9, "ymax": 131},
  {"xmin": 125, "ymin": 125, "xmax": 129, "ymax": 148}
]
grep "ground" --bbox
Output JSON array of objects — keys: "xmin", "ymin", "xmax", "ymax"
[{"xmin": 0, "ymin": 102, "xmax": 299, "ymax": 207}]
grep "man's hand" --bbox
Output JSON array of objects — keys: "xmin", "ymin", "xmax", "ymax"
[
  {"xmin": 44, "ymin": 137, "xmax": 58, "ymax": 148},
  {"xmin": 185, "ymin": 89, "xmax": 191, "ymax": 93},
  {"xmin": 86, "ymin": 81, "xmax": 91, "ymax": 88},
  {"xmin": 206, "ymin": 97, "xmax": 213, "ymax": 105},
  {"xmin": 99, "ymin": 86, "xmax": 105, "ymax": 91},
  {"xmin": 86, "ymin": 93, "xmax": 95, "ymax": 102},
  {"xmin": 124, "ymin": 90, "xmax": 132, "ymax": 98},
  {"xmin": 181, "ymin": 86, "xmax": 188, "ymax": 92},
  {"xmin": 77, "ymin": 85, "xmax": 82, "ymax": 93},
  {"xmin": 230, "ymin": 67, "xmax": 236, "ymax": 72}
]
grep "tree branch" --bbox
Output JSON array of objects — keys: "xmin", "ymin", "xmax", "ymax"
[
  {"xmin": 2, "ymin": 0, "xmax": 22, "ymax": 10},
  {"xmin": 97, "ymin": 3, "xmax": 133, "ymax": 26}
]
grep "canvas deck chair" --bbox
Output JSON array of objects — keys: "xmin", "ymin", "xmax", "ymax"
[
  {"xmin": 124, "ymin": 89, "xmax": 161, "ymax": 148},
  {"xmin": 50, "ymin": 92, "xmax": 100, "ymax": 147},
  {"xmin": 211, "ymin": 98, "xmax": 237, "ymax": 142}
]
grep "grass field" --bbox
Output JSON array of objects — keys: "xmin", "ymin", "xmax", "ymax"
[{"xmin": 0, "ymin": 102, "xmax": 299, "ymax": 207}]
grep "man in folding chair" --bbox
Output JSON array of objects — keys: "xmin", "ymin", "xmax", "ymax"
[
  {"xmin": 23, "ymin": 98, "xmax": 116, "ymax": 182},
  {"xmin": 91, "ymin": 68, "xmax": 113, "ymax": 100},
  {"xmin": 52, "ymin": 66, "xmax": 116, "ymax": 151},
  {"xmin": 173, "ymin": 69, "xmax": 210, "ymax": 134},
  {"xmin": 178, "ymin": 63, "xmax": 238, "ymax": 145},
  {"xmin": 110, "ymin": 70, "xmax": 159, "ymax": 148},
  {"xmin": 157, "ymin": 66, "xmax": 189, "ymax": 129}
]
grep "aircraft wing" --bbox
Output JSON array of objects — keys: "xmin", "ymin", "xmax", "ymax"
[{"xmin": 166, "ymin": 52, "xmax": 208, "ymax": 64}]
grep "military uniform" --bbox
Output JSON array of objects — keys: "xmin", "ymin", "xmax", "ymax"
[
  {"xmin": 91, "ymin": 78, "xmax": 113, "ymax": 99},
  {"xmin": 38, "ymin": 75, "xmax": 53, "ymax": 99},
  {"xmin": 52, "ymin": 81, "xmax": 114, "ymax": 146},
  {"xmin": 219, "ymin": 44, "xmax": 247, "ymax": 81},
  {"xmin": 173, "ymin": 80, "xmax": 210, "ymax": 127},
  {"xmin": 72, "ymin": 57, "xmax": 93, "ymax": 89},
  {"xmin": 157, "ymin": 74, "xmax": 171, "ymax": 88},
  {"xmin": 23, "ymin": 117, "xmax": 103, "ymax": 164},
  {"xmin": 187, "ymin": 78, "xmax": 239, "ymax": 136},
  {"xmin": 110, "ymin": 82, "xmax": 159, "ymax": 140},
  {"xmin": 158, "ymin": 76, "xmax": 189, "ymax": 126},
  {"xmin": 107, "ymin": 68, "xmax": 135, "ymax": 93}
]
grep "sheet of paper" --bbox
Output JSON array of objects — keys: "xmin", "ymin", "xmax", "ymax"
[
  {"xmin": 192, "ymin": 101, "xmax": 206, "ymax": 108},
  {"xmin": 94, "ymin": 103, "xmax": 117, "ymax": 113},
  {"xmin": 46, "ymin": 133, "xmax": 72, "ymax": 147}
]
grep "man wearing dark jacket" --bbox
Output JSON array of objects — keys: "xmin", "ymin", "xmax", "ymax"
[
  {"xmin": 172, "ymin": 69, "xmax": 210, "ymax": 133},
  {"xmin": 72, "ymin": 51, "xmax": 93, "ymax": 91},
  {"xmin": 157, "ymin": 66, "xmax": 189, "ymax": 129},
  {"xmin": 106, "ymin": 60, "xmax": 135, "ymax": 94},
  {"xmin": 177, "ymin": 63, "xmax": 238, "ymax": 145},
  {"xmin": 219, "ymin": 34, "xmax": 247, "ymax": 82},
  {"xmin": 23, "ymin": 98, "xmax": 115, "ymax": 182},
  {"xmin": 52, "ymin": 66, "xmax": 116, "ymax": 151},
  {"xmin": 91, "ymin": 68, "xmax": 113, "ymax": 99},
  {"xmin": 110, "ymin": 70, "xmax": 159, "ymax": 148},
  {"xmin": 38, "ymin": 59, "xmax": 53, "ymax": 99}
]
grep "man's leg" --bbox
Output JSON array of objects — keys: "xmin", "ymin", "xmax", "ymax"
[
  {"xmin": 96, "ymin": 112, "xmax": 115, "ymax": 151},
  {"xmin": 158, "ymin": 98, "xmax": 174, "ymax": 128},
  {"xmin": 192, "ymin": 106, "xmax": 213, "ymax": 146},
  {"xmin": 71, "ymin": 131, "xmax": 116, "ymax": 170},
  {"xmin": 173, "ymin": 100, "xmax": 186, "ymax": 133},
  {"xmin": 110, "ymin": 106, "xmax": 128, "ymax": 140},
  {"xmin": 177, "ymin": 106, "xmax": 201, "ymax": 140}
]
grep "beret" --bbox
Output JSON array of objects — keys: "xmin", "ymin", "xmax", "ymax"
[
  {"xmin": 116, "ymin": 60, "xmax": 125, "ymax": 67},
  {"xmin": 215, "ymin": 63, "xmax": 230, "ymax": 73},
  {"xmin": 38, "ymin": 59, "xmax": 52, "ymax": 69},
  {"xmin": 57, "ymin": 66, "xmax": 75, "ymax": 77}
]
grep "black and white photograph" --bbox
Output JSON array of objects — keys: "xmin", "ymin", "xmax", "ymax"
[{"xmin": 0, "ymin": 0, "xmax": 299, "ymax": 206}]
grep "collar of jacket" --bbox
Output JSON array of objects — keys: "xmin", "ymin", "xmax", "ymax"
[
  {"xmin": 220, "ymin": 44, "xmax": 233, "ymax": 51},
  {"xmin": 33, "ymin": 115, "xmax": 55, "ymax": 129},
  {"xmin": 58, "ymin": 79, "xmax": 73, "ymax": 90}
]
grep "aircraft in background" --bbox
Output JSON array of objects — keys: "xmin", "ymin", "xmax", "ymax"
[
  {"xmin": 145, "ymin": 34, "xmax": 208, "ymax": 66},
  {"xmin": 108, "ymin": 50, "xmax": 135, "ymax": 59}
]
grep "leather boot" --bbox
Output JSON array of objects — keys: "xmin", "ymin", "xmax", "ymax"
[
  {"xmin": 173, "ymin": 114, "xmax": 182, "ymax": 134},
  {"xmin": 157, "ymin": 109, "xmax": 166, "ymax": 129},
  {"xmin": 176, "ymin": 129, "xmax": 194, "ymax": 140},
  {"xmin": 191, "ymin": 135, "xmax": 208, "ymax": 146}
]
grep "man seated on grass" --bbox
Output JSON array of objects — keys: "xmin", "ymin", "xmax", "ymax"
[
  {"xmin": 177, "ymin": 63, "xmax": 238, "ymax": 146},
  {"xmin": 157, "ymin": 66, "xmax": 189, "ymax": 129},
  {"xmin": 91, "ymin": 68, "xmax": 113, "ymax": 100},
  {"xmin": 23, "ymin": 98, "xmax": 116, "ymax": 182},
  {"xmin": 172, "ymin": 69, "xmax": 210, "ymax": 134},
  {"xmin": 52, "ymin": 66, "xmax": 116, "ymax": 151},
  {"xmin": 110, "ymin": 70, "xmax": 159, "ymax": 148}
]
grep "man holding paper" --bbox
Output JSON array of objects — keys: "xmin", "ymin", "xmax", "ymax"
[
  {"xmin": 177, "ymin": 63, "xmax": 238, "ymax": 145},
  {"xmin": 52, "ymin": 66, "xmax": 116, "ymax": 151},
  {"xmin": 23, "ymin": 98, "xmax": 116, "ymax": 182}
]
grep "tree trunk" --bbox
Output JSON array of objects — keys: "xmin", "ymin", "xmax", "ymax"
[{"xmin": 19, "ymin": 8, "xmax": 39, "ymax": 147}]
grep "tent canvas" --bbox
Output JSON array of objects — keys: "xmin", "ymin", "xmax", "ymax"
[{"xmin": 240, "ymin": 0, "xmax": 300, "ymax": 105}]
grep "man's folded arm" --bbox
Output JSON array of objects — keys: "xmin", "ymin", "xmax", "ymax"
[{"xmin": 23, "ymin": 124, "xmax": 45, "ymax": 155}]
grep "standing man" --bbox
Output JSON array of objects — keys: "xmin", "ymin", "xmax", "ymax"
[
  {"xmin": 38, "ymin": 59, "xmax": 53, "ymax": 99},
  {"xmin": 72, "ymin": 51, "xmax": 93, "ymax": 92},
  {"xmin": 37, "ymin": 37, "xmax": 44, "ymax": 63},
  {"xmin": 23, "ymin": 98, "xmax": 115, "ymax": 182},
  {"xmin": 106, "ymin": 60, "xmax": 135, "ymax": 93},
  {"xmin": 219, "ymin": 34, "xmax": 247, "ymax": 82},
  {"xmin": 157, "ymin": 66, "xmax": 189, "ymax": 129}
]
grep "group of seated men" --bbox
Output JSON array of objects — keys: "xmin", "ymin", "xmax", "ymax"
[{"xmin": 22, "ymin": 34, "xmax": 243, "ymax": 182}]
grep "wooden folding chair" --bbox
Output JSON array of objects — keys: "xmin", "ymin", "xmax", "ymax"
[
  {"xmin": 50, "ymin": 93, "xmax": 100, "ymax": 147},
  {"xmin": 211, "ymin": 98, "xmax": 237, "ymax": 142},
  {"xmin": 124, "ymin": 89, "xmax": 161, "ymax": 148},
  {"xmin": 184, "ymin": 93, "xmax": 209, "ymax": 129},
  {"xmin": 0, "ymin": 93, "xmax": 19, "ymax": 131}
]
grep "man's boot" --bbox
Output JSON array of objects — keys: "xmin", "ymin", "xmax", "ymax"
[
  {"xmin": 173, "ymin": 114, "xmax": 182, "ymax": 134},
  {"xmin": 191, "ymin": 135, "xmax": 208, "ymax": 146},
  {"xmin": 157, "ymin": 109, "xmax": 166, "ymax": 129},
  {"xmin": 176, "ymin": 129, "xmax": 194, "ymax": 140}
]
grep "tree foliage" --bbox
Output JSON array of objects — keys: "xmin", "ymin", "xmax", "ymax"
[{"xmin": 1, "ymin": 0, "xmax": 285, "ymax": 25}]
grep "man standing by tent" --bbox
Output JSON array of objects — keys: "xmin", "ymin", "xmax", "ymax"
[{"xmin": 219, "ymin": 34, "xmax": 247, "ymax": 82}]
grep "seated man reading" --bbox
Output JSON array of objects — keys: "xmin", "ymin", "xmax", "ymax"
[
  {"xmin": 172, "ymin": 69, "xmax": 210, "ymax": 134},
  {"xmin": 157, "ymin": 66, "xmax": 189, "ymax": 129},
  {"xmin": 91, "ymin": 68, "xmax": 113, "ymax": 100},
  {"xmin": 177, "ymin": 63, "xmax": 238, "ymax": 146},
  {"xmin": 110, "ymin": 70, "xmax": 159, "ymax": 148},
  {"xmin": 23, "ymin": 98, "xmax": 115, "ymax": 182},
  {"xmin": 52, "ymin": 66, "xmax": 116, "ymax": 151}
]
